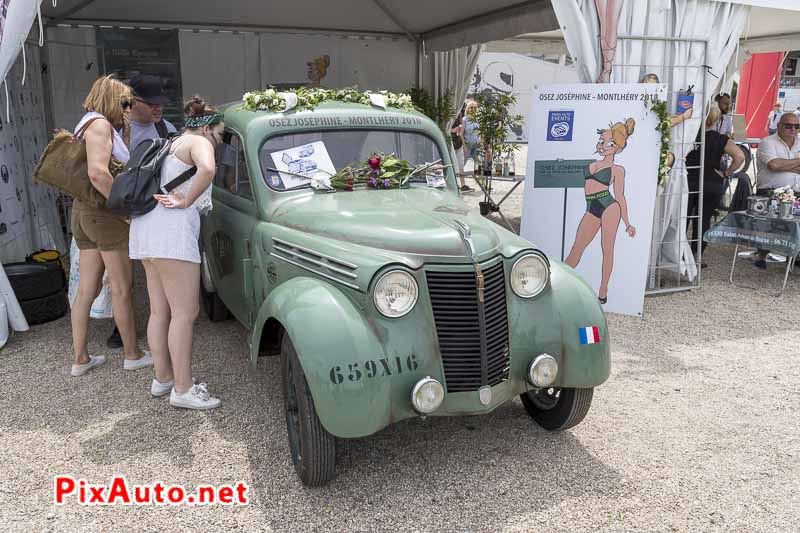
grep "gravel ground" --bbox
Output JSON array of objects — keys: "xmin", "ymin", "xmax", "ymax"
[{"xmin": 2, "ymin": 184, "xmax": 800, "ymax": 532}]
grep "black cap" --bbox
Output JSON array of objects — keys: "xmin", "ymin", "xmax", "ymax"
[{"xmin": 129, "ymin": 74, "xmax": 170, "ymax": 106}]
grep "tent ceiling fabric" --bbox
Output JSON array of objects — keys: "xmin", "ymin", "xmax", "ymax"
[{"xmin": 42, "ymin": 0, "xmax": 559, "ymax": 51}]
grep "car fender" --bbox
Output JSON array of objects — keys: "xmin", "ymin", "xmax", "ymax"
[
  {"xmin": 549, "ymin": 262, "xmax": 611, "ymax": 388},
  {"xmin": 251, "ymin": 277, "xmax": 398, "ymax": 438}
]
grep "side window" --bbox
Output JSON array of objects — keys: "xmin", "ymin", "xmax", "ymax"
[
  {"xmin": 214, "ymin": 132, "xmax": 252, "ymax": 200},
  {"xmin": 236, "ymin": 142, "xmax": 252, "ymax": 200},
  {"xmin": 215, "ymin": 132, "xmax": 237, "ymax": 190}
]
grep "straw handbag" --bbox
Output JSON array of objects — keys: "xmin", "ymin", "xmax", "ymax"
[{"xmin": 32, "ymin": 117, "xmax": 123, "ymax": 206}]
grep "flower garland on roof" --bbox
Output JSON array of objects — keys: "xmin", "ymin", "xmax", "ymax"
[{"xmin": 241, "ymin": 87, "xmax": 415, "ymax": 113}]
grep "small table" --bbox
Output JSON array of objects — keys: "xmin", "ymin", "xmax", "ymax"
[
  {"xmin": 704, "ymin": 211, "xmax": 800, "ymax": 296},
  {"xmin": 467, "ymin": 172, "xmax": 525, "ymax": 233}
]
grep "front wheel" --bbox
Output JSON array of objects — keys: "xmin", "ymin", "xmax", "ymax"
[
  {"xmin": 280, "ymin": 334, "xmax": 336, "ymax": 486},
  {"xmin": 520, "ymin": 387, "xmax": 593, "ymax": 431}
]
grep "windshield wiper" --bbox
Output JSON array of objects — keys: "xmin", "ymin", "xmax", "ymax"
[{"xmin": 263, "ymin": 166, "xmax": 335, "ymax": 191}]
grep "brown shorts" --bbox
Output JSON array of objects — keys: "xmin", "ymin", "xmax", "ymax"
[{"xmin": 71, "ymin": 200, "xmax": 130, "ymax": 251}]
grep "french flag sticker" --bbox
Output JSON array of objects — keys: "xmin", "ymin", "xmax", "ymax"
[{"xmin": 579, "ymin": 326, "xmax": 601, "ymax": 345}]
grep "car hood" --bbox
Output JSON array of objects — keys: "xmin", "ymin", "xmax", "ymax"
[{"xmin": 269, "ymin": 188, "xmax": 508, "ymax": 261}]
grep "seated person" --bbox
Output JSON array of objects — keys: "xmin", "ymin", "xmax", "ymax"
[{"xmin": 753, "ymin": 112, "xmax": 800, "ymax": 269}]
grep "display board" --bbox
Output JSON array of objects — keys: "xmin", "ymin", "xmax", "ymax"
[
  {"xmin": 96, "ymin": 28, "xmax": 184, "ymax": 127},
  {"xmin": 470, "ymin": 53, "xmax": 578, "ymax": 142},
  {"xmin": 0, "ymin": 42, "xmax": 65, "ymax": 263},
  {"xmin": 520, "ymin": 84, "xmax": 664, "ymax": 317}
]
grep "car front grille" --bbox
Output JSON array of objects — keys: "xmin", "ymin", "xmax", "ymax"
[{"xmin": 426, "ymin": 260, "xmax": 510, "ymax": 393}]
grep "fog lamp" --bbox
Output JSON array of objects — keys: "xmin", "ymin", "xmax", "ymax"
[
  {"xmin": 411, "ymin": 377, "xmax": 444, "ymax": 414},
  {"xmin": 528, "ymin": 354, "xmax": 558, "ymax": 387}
]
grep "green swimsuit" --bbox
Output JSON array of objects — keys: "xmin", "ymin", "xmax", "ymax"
[{"xmin": 584, "ymin": 165, "xmax": 616, "ymax": 218}]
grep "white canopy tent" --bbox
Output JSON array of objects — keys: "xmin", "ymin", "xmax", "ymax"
[
  {"xmin": 0, "ymin": 0, "xmax": 562, "ymax": 343},
  {"xmin": 41, "ymin": 0, "xmax": 559, "ymax": 53}
]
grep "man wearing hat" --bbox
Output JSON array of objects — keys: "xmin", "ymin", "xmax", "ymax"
[{"xmin": 128, "ymin": 74, "xmax": 177, "ymax": 150}]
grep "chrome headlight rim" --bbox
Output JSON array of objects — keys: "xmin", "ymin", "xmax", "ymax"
[
  {"xmin": 511, "ymin": 252, "xmax": 550, "ymax": 299},
  {"xmin": 410, "ymin": 376, "xmax": 445, "ymax": 414},
  {"xmin": 373, "ymin": 269, "xmax": 419, "ymax": 318},
  {"xmin": 527, "ymin": 354, "xmax": 559, "ymax": 388}
]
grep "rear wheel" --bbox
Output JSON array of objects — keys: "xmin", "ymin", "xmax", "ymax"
[
  {"xmin": 200, "ymin": 252, "xmax": 229, "ymax": 322},
  {"xmin": 280, "ymin": 334, "xmax": 336, "ymax": 486},
  {"xmin": 201, "ymin": 286, "xmax": 229, "ymax": 322},
  {"xmin": 520, "ymin": 387, "xmax": 593, "ymax": 431}
]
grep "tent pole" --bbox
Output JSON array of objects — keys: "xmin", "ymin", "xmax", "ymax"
[{"xmin": 370, "ymin": 0, "xmax": 419, "ymax": 43}]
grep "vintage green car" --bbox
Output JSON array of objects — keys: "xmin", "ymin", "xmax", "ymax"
[{"xmin": 200, "ymin": 100, "xmax": 610, "ymax": 486}]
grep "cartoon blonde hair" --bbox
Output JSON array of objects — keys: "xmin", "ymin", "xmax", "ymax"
[
  {"xmin": 607, "ymin": 118, "xmax": 635, "ymax": 151},
  {"xmin": 313, "ymin": 55, "xmax": 330, "ymax": 77}
]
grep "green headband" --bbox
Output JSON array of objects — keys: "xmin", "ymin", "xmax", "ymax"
[{"xmin": 184, "ymin": 112, "xmax": 223, "ymax": 128}]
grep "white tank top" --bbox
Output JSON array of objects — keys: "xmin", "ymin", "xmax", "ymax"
[{"xmin": 74, "ymin": 112, "xmax": 130, "ymax": 164}]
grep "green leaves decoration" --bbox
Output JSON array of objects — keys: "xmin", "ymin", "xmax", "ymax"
[{"xmin": 241, "ymin": 87, "xmax": 415, "ymax": 113}]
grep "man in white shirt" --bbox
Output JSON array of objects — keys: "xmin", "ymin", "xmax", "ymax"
[
  {"xmin": 712, "ymin": 93, "xmax": 734, "ymax": 137},
  {"xmin": 766, "ymin": 103, "xmax": 781, "ymax": 135},
  {"xmin": 753, "ymin": 111, "xmax": 800, "ymax": 268},
  {"xmin": 128, "ymin": 75, "xmax": 177, "ymax": 150}
]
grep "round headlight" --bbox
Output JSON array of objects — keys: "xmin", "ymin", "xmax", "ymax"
[
  {"xmin": 511, "ymin": 253, "xmax": 549, "ymax": 298},
  {"xmin": 373, "ymin": 270, "xmax": 418, "ymax": 318},
  {"xmin": 528, "ymin": 354, "xmax": 558, "ymax": 387},
  {"xmin": 411, "ymin": 377, "xmax": 445, "ymax": 414}
]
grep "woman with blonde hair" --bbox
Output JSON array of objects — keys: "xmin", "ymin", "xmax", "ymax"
[
  {"xmin": 70, "ymin": 75, "xmax": 150, "ymax": 376},
  {"xmin": 565, "ymin": 117, "xmax": 636, "ymax": 304},
  {"xmin": 129, "ymin": 96, "xmax": 223, "ymax": 410},
  {"xmin": 685, "ymin": 104, "xmax": 744, "ymax": 264}
]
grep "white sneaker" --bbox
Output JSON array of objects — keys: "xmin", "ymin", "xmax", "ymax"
[
  {"xmin": 123, "ymin": 351, "xmax": 153, "ymax": 371},
  {"xmin": 169, "ymin": 382, "xmax": 221, "ymax": 410},
  {"xmin": 71, "ymin": 356, "xmax": 106, "ymax": 377},
  {"xmin": 151, "ymin": 378, "xmax": 175, "ymax": 397}
]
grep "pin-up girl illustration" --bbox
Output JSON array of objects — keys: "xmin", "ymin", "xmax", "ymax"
[
  {"xmin": 306, "ymin": 55, "xmax": 331, "ymax": 88},
  {"xmin": 565, "ymin": 118, "xmax": 636, "ymax": 304}
]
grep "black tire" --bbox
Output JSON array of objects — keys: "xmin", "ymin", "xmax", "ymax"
[
  {"xmin": 280, "ymin": 334, "xmax": 336, "ymax": 486},
  {"xmin": 520, "ymin": 387, "xmax": 593, "ymax": 431},
  {"xmin": 19, "ymin": 290, "xmax": 68, "ymax": 325},
  {"xmin": 201, "ymin": 286, "xmax": 229, "ymax": 322},
  {"xmin": 6, "ymin": 261, "xmax": 65, "ymax": 301},
  {"xmin": 737, "ymin": 143, "xmax": 752, "ymax": 175}
]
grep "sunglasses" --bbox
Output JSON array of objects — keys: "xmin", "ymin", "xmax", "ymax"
[
  {"xmin": 779, "ymin": 123, "xmax": 800, "ymax": 129},
  {"xmin": 120, "ymin": 98, "xmax": 132, "ymax": 110}
]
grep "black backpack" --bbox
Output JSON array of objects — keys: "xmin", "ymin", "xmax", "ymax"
[
  {"xmin": 155, "ymin": 119, "xmax": 169, "ymax": 139},
  {"xmin": 106, "ymin": 138, "xmax": 196, "ymax": 218}
]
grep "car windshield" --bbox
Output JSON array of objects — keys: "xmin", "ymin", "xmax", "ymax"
[{"xmin": 259, "ymin": 129, "xmax": 449, "ymax": 191}]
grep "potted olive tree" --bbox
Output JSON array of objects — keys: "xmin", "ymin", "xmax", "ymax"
[{"xmin": 468, "ymin": 92, "xmax": 523, "ymax": 215}]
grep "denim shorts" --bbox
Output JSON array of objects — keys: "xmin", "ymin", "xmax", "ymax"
[{"xmin": 465, "ymin": 143, "xmax": 481, "ymax": 161}]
